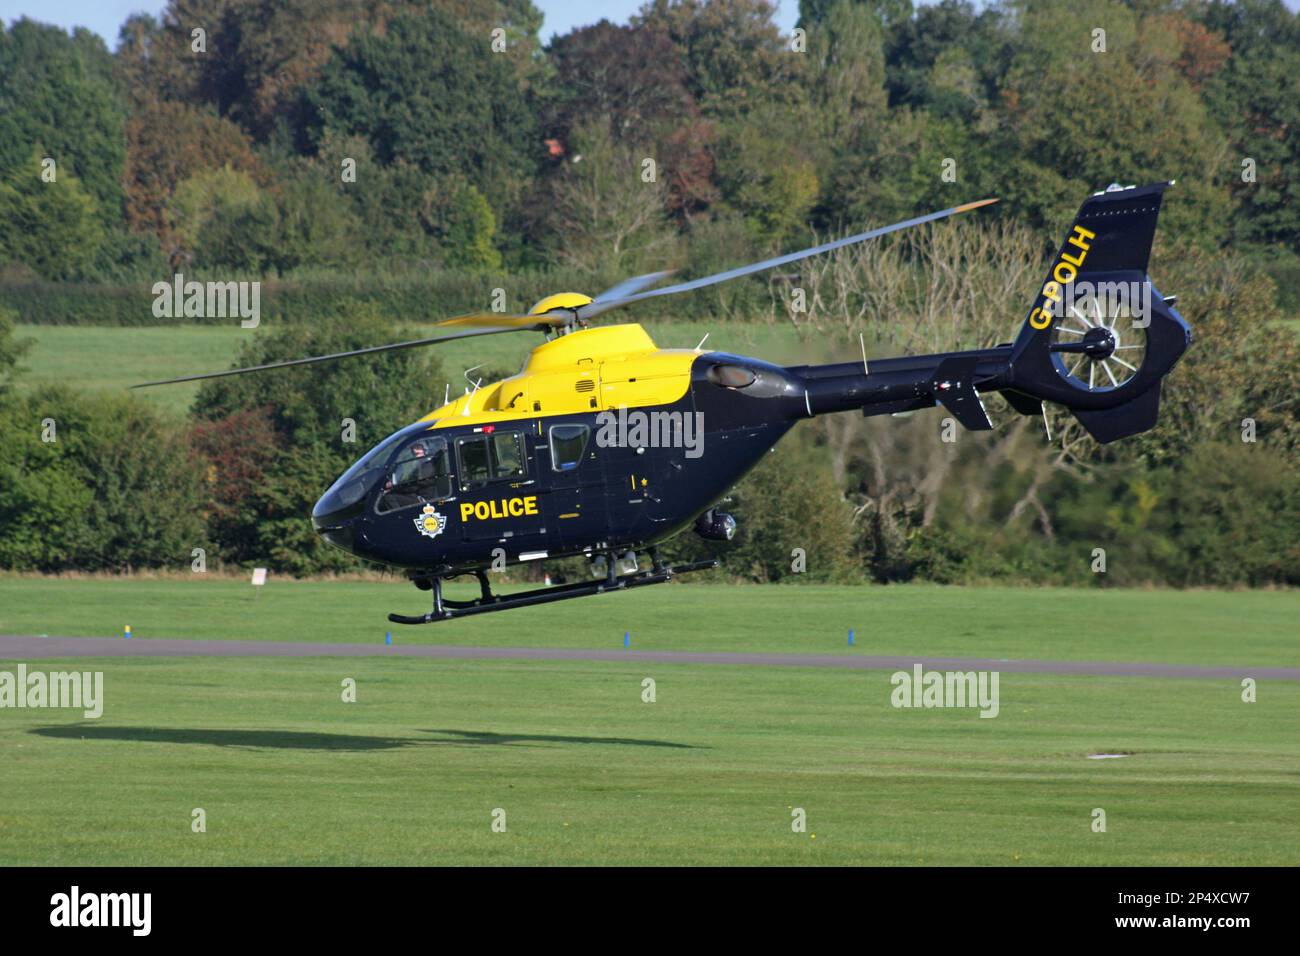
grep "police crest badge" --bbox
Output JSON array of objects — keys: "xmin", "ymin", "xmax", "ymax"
[{"xmin": 414, "ymin": 504, "xmax": 447, "ymax": 540}]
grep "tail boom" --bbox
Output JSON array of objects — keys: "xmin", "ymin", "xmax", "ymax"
[{"xmin": 792, "ymin": 182, "xmax": 1191, "ymax": 444}]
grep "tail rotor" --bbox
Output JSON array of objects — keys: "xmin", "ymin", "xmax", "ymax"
[
  {"xmin": 1002, "ymin": 182, "xmax": 1191, "ymax": 443},
  {"xmin": 1049, "ymin": 294, "xmax": 1149, "ymax": 392}
]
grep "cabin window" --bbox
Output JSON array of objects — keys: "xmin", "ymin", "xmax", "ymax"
[
  {"xmin": 549, "ymin": 424, "xmax": 590, "ymax": 472},
  {"xmin": 456, "ymin": 431, "xmax": 527, "ymax": 489},
  {"xmin": 376, "ymin": 436, "xmax": 453, "ymax": 513}
]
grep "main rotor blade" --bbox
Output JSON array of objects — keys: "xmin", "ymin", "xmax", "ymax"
[
  {"xmin": 431, "ymin": 311, "xmax": 565, "ymax": 331},
  {"xmin": 591, "ymin": 270, "xmax": 676, "ymax": 303},
  {"xmin": 577, "ymin": 198, "xmax": 998, "ymax": 320},
  {"xmin": 130, "ymin": 312, "xmax": 553, "ymax": 389}
]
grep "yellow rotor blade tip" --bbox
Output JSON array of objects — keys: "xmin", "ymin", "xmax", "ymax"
[{"xmin": 955, "ymin": 197, "xmax": 999, "ymax": 213}]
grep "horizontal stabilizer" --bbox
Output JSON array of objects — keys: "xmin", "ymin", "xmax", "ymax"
[
  {"xmin": 930, "ymin": 356, "xmax": 992, "ymax": 431},
  {"xmin": 1072, "ymin": 383, "xmax": 1162, "ymax": 443}
]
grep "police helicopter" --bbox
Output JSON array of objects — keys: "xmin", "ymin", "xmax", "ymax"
[{"xmin": 135, "ymin": 182, "xmax": 1190, "ymax": 623}]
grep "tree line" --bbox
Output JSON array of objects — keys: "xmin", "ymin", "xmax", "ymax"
[{"xmin": 1, "ymin": 0, "xmax": 1297, "ymax": 290}]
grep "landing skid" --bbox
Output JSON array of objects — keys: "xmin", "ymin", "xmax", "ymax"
[{"xmin": 389, "ymin": 556, "xmax": 718, "ymax": 624}]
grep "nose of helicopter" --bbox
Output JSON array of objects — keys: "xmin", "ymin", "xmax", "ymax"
[
  {"xmin": 309, "ymin": 421, "xmax": 430, "ymax": 561},
  {"xmin": 311, "ymin": 491, "xmax": 361, "ymax": 555},
  {"xmin": 312, "ymin": 464, "xmax": 384, "ymax": 558}
]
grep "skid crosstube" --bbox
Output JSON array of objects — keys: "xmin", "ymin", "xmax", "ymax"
[{"xmin": 388, "ymin": 559, "xmax": 718, "ymax": 624}]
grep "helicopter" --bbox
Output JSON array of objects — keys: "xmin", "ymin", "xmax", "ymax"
[{"xmin": 136, "ymin": 182, "xmax": 1191, "ymax": 623}]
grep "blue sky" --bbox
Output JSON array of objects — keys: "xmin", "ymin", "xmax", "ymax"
[{"xmin": 0, "ymin": 0, "xmax": 802, "ymax": 47}]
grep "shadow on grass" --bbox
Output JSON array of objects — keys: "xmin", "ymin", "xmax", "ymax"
[
  {"xmin": 421, "ymin": 728, "xmax": 698, "ymax": 749},
  {"xmin": 31, "ymin": 725, "xmax": 699, "ymax": 752},
  {"xmin": 31, "ymin": 725, "xmax": 408, "ymax": 751}
]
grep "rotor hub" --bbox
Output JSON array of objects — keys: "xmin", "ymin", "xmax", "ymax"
[{"xmin": 1081, "ymin": 325, "xmax": 1117, "ymax": 360}]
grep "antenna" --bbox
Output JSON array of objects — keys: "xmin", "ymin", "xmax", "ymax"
[
  {"xmin": 462, "ymin": 364, "xmax": 484, "ymax": 416},
  {"xmin": 443, "ymin": 383, "xmax": 450, "ymax": 406},
  {"xmin": 695, "ymin": 332, "xmax": 710, "ymax": 351},
  {"xmin": 859, "ymin": 333, "xmax": 869, "ymax": 376}
]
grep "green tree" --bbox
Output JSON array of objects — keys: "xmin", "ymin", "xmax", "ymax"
[
  {"xmin": 170, "ymin": 166, "xmax": 265, "ymax": 265},
  {"xmin": 806, "ymin": 0, "xmax": 889, "ymax": 146},
  {"xmin": 0, "ymin": 154, "xmax": 105, "ymax": 279},
  {"xmin": 121, "ymin": 100, "xmax": 263, "ymax": 254},
  {"xmin": 310, "ymin": 132, "xmax": 439, "ymax": 261},
  {"xmin": 1198, "ymin": 0, "xmax": 1300, "ymax": 252},
  {"xmin": 635, "ymin": 0, "xmax": 809, "ymax": 118},
  {"xmin": 0, "ymin": 18, "xmax": 126, "ymax": 226},
  {"xmin": 267, "ymin": 163, "xmax": 364, "ymax": 272},
  {"xmin": 542, "ymin": 120, "xmax": 677, "ymax": 274},
  {"xmin": 0, "ymin": 306, "xmax": 31, "ymax": 398},
  {"xmin": 541, "ymin": 19, "xmax": 716, "ymax": 220},
  {"xmin": 0, "ymin": 387, "xmax": 205, "ymax": 571},
  {"xmin": 420, "ymin": 176, "xmax": 502, "ymax": 269},
  {"xmin": 302, "ymin": 8, "xmax": 536, "ymax": 229},
  {"xmin": 0, "ymin": 394, "xmax": 94, "ymax": 570},
  {"xmin": 115, "ymin": 1, "xmax": 375, "ymax": 138},
  {"xmin": 800, "ymin": 0, "xmax": 912, "ymax": 29},
  {"xmin": 1048, "ymin": 443, "xmax": 1300, "ymax": 587},
  {"xmin": 881, "ymin": 0, "xmax": 1007, "ymax": 113},
  {"xmin": 1131, "ymin": 240, "xmax": 1300, "ymax": 465},
  {"xmin": 715, "ymin": 106, "xmax": 820, "ymax": 248},
  {"xmin": 801, "ymin": 0, "xmax": 901, "ymax": 225},
  {"xmin": 998, "ymin": 0, "xmax": 1231, "ymax": 240}
]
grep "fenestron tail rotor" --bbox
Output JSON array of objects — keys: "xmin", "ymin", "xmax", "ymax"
[
  {"xmin": 130, "ymin": 197, "xmax": 997, "ymax": 389},
  {"xmin": 1048, "ymin": 295, "xmax": 1148, "ymax": 392}
]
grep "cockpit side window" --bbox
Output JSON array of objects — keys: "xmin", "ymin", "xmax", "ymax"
[
  {"xmin": 549, "ymin": 424, "xmax": 590, "ymax": 471},
  {"xmin": 317, "ymin": 422, "xmax": 428, "ymax": 517},
  {"xmin": 456, "ymin": 431, "xmax": 527, "ymax": 490},
  {"xmin": 492, "ymin": 432, "xmax": 526, "ymax": 477},
  {"xmin": 376, "ymin": 436, "xmax": 453, "ymax": 513}
]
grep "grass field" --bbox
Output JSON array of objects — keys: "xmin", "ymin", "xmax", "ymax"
[
  {"xmin": 1, "ymin": 580, "xmax": 1296, "ymax": 865},
  {"xmin": 15, "ymin": 321, "xmax": 825, "ymax": 417}
]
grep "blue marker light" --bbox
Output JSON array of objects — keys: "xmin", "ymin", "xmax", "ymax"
[
  {"xmin": 624, "ymin": 631, "xmax": 630, "ymax": 649},
  {"xmin": 848, "ymin": 628, "xmax": 855, "ymax": 646},
  {"xmin": 385, "ymin": 631, "xmax": 392, "ymax": 646}
]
